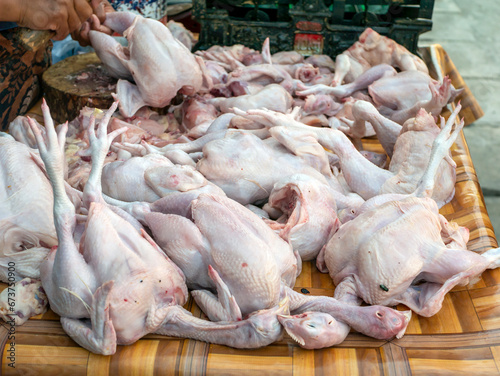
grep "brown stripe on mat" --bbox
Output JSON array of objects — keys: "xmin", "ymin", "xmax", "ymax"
[
  {"xmin": 356, "ymin": 347, "xmax": 385, "ymax": 376},
  {"xmin": 380, "ymin": 343, "xmax": 412, "ymax": 376},
  {"xmin": 109, "ymin": 340, "xmax": 160, "ymax": 375},
  {"xmin": 153, "ymin": 338, "xmax": 184, "ymax": 376},
  {"xmin": 407, "ymin": 347, "xmax": 498, "ymax": 376},
  {"xmin": 207, "ymin": 344, "xmax": 293, "ymax": 376}
]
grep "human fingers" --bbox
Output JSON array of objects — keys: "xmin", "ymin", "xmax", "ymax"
[
  {"xmin": 91, "ymin": 0, "xmax": 114, "ymax": 23},
  {"xmin": 67, "ymin": 4, "xmax": 84, "ymax": 34},
  {"xmin": 88, "ymin": 14, "xmax": 112, "ymax": 35},
  {"xmin": 72, "ymin": 21, "xmax": 91, "ymax": 46},
  {"xmin": 90, "ymin": 14, "xmax": 101, "ymax": 29},
  {"xmin": 95, "ymin": 24, "xmax": 112, "ymax": 34},
  {"xmin": 75, "ymin": 0, "xmax": 94, "ymax": 23},
  {"xmin": 91, "ymin": 0, "xmax": 107, "ymax": 23},
  {"xmin": 52, "ymin": 15, "xmax": 70, "ymax": 40}
]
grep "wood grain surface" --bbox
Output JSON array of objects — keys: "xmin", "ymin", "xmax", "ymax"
[
  {"xmin": 41, "ymin": 53, "xmax": 117, "ymax": 124},
  {"xmin": 1, "ymin": 45, "xmax": 498, "ymax": 375}
]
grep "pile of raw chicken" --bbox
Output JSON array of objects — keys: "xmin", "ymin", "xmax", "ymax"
[{"xmin": 2, "ymin": 12, "xmax": 500, "ymax": 355}]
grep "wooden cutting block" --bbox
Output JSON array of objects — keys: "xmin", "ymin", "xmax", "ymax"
[{"xmin": 41, "ymin": 52, "xmax": 117, "ymax": 124}]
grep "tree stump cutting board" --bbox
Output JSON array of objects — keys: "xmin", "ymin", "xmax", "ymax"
[{"xmin": 42, "ymin": 52, "xmax": 117, "ymax": 123}]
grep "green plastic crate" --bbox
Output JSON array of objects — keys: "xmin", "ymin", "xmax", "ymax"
[{"xmin": 193, "ymin": 0, "xmax": 434, "ymax": 57}]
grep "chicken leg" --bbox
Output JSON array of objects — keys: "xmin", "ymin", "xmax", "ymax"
[{"xmin": 28, "ymin": 102, "xmax": 97, "ymax": 318}]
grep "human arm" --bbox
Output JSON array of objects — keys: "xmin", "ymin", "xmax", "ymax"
[
  {"xmin": 0, "ymin": 0, "xmax": 22, "ymax": 24},
  {"xmin": 0, "ymin": 0, "xmax": 94, "ymax": 40}
]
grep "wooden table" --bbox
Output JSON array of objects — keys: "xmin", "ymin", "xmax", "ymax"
[{"xmin": 1, "ymin": 45, "xmax": 498, "ymax": 375}]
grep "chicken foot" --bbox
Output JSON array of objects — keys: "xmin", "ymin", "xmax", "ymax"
[{"xmin": 28, "ymin": 102, "xmax": 97, "ymax": 317}]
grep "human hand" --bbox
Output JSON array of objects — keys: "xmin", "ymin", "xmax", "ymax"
[
  {"xmin": 16, "ymin": 0, "xmax": 94, "ymax": 41},
  {"xmin": 72, "ymin": 0, "xmax": 115, "ymax": 47}
]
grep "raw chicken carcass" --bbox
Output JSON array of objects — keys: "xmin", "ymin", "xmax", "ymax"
[
  {"xmin": 368, "ymin": 71, "xmax": 461, "ymax": 124},
  {"xmin": 28, "ymin": 103, "xmax": 187, "ymax": 354},
  {"xmin": 195, "ymin": 44, "xmax": 255, "ymax": 70},
  {"xmin": 272, "ymin": 51, "xmax": 304, "ymax": 65},
  {"xmin": 315, "ymin": 126, "xmax": 499, "ymax": 317},
  {"xmin": 144, "ymin": 193, "xmax": 409, "ymax": 344},
  {"xmin": 0, "ymin": 134, "xmax": 56, "ymax": 281},
  {"xmin": 264, "ymin": 174, "xmax": 339, "ymax": 261},
  {"xmin": 317, "ymin": 195, "xmax": 500, "ymax": 318},
  {"xmin": 298, "ymin": 64, "xmax": 460, "ymax": 125},
  {"xmin": 193, "ymin": 128, "xmax": 362, "ymax": 208},
  {"xmin": 167, "ymin": 20, "xmax": 197, "ymax": 51},
  {"xmin": 332, "ymin": 27, "xmax": 429, "ymax": 86},
  {"xmin": 209, "ymin": 84, "xmax": 293, "ymax": 114},
  {"xmin": 90, "ymin": 12, "xmax": 207, "ymax": 117},
  {"xmin": 145, "ymin": 193, "xmax": 299, "ymax": 318}
]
